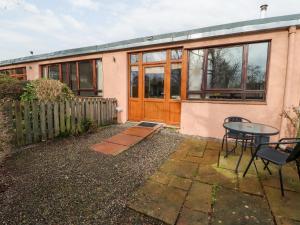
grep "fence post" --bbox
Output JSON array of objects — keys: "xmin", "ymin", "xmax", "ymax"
[
  {"xmin": 15, "ymin": 101, "xmax": 23, "ymax": 146},
  {"xmin": 24, "ymin": 101, "xmax": 32, "ymax": 145},
  {"xmin": 59, "ymin": 101, "xmax": 65, "ymax": 134},
  {"xmin": 53, "ymin": 102, "xmax": 59, "ymax": 137},
  {"xmin": 65, "ymin": 100, "xmax": 71, "ymax": 133},
  {"xmin": 47, "ymin": 102, "xmax": 54, "ymax": 139},
  {"xmin": 32, "ymin": 101, "xmax": 40, "ymax": 143},
  {"xmin": 40, "ymin": 102, "xmax": 47, "ymax": 141}
]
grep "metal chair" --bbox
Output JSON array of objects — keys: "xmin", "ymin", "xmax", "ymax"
[
  {"xmin": 243, "ymin": 138, "xmax": 300, "ymax": 196},
  {"xmin": 221, "ymin": 116, "xmax": 253, "ymax": 157}
]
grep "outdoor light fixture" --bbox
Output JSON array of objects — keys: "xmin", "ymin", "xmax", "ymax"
[{"xmin": 113, "ymin": 56, "xmax": 116, "ymax": 62}]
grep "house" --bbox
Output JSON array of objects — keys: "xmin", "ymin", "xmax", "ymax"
[{"xmin": 1, "ymin": 14, "xmax": 300, "ymax": 139}]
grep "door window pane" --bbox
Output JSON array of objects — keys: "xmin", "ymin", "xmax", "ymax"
[
  {"xmin": 143, "ymin": 51, "xmax": 166, "ymax": 62},
  {"xmin": 130, "ymin": 66, "xmax": 139, "ymax": 98},
  {"xmin": 78, "ymin": 60, "xmax": 93, "ymax": 89},
  {"xmin": 69, "ymin": 62, "xmax": 77, "ymax": 91},
  {"xmin": 48, "ymin": 65, "xmax": 59, "ymax": 80},
  {"xmin": 188, "ymin": 49, "xmax": 204, "ymax": 91},
  {"xmin": 171, "ymin": 64, "xmax": 181, "ymax": 99},
  {"xmin": 130, "ymin": 54, "xmax": 139, "ymax": 64},
  {"xmin": 42, "ymin": 66, "xmax": 48, "ymax": 78},
  {"xmin": 207, "ymin": 46, "xmax": 243, "ymax": 89},
  {"xmin": 246, "ymin": 42, "xmax": 268, "ymax": 90},
  {"xmin": 96, "ymin": 59, "xmax": 103, "ymax": 96},
  {"xmin": 144, "ymin": 67, "xmax": 164, "ymax": 98},
  {"xmin": 171, "ymin": 49, "xmax": 183, "ymax": 60}
]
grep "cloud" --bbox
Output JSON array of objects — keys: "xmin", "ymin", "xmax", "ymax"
[
  {"xmin": 0, "ymin": 0, "xmax": 39, "ymax": 13},
  {"xmin": 68, "ymin": 0, "xmax": 100, "ymax": 10},
  {"xmin": 62, "ymin": 15, "xmax": 86, "ymax": 30}
]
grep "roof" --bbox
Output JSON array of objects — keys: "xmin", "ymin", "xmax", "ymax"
[{"xmin": 1, "ymin": 13, "xmax": 300, "ymax": 67}]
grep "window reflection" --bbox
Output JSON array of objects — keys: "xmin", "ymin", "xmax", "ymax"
[
  {"xmin": 143, "ymin": 51, "xmax": 166, "ymax": 62},
  {"xmin": 48, "ymin": 65, "xmax": 59, "ymax": 80},
  {"xmin": 171, "ymin": 49, "xmax": 183, "ymax": 60},
  {"xmin": 144, "ymin": 67, "xmax": 164, "ymax": 98},
  {"xmin": 171, "ymin": 64, "xmax": 181, "ymax": 99},
  {"xmin": 246, "ymin": 42, "xmax": 268, "ymax": 90},
  {"xmin": 188, "ymin": 50, "xmax": 204, "ymax": 91},
  {"xmin": 130, "ymin": 66, "xmax": 139, "ymax": 98},
  {"xmin": 79, "ymin": 61, "xmax": 93, "ymax": 89}
]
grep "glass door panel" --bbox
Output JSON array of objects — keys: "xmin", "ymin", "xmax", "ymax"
[{"xmin": 144, "ymin": 67, "xmax": 164, "ymax": 99}]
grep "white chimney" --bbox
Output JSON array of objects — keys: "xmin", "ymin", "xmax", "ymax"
[{"xmin": 260, "ymin": 4, "xmax": 268, "ymax": 18}]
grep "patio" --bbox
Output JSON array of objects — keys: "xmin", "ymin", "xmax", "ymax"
[
  {"xmin": 0, "ymin": 124, "xmax": 299, "ymax": 225},
  {"xmin": 129, "ymin": 136, "xmax": 300, "ymax": 225}
]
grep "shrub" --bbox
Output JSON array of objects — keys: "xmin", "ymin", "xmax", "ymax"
[
  {"xmin": 21, "ymin": 79, "xmax": 74, "ymax": 102},
  {"xmin": 0, "ymin": 75, "xmax": 26, "ymax": 100}
]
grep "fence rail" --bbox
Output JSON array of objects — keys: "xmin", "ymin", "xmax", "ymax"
[{"xmin": 6, "ymin": 97, "xmax": 117, "ymax": 146}]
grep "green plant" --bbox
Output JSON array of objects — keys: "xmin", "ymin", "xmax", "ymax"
[
  {"xmin": 21, "ymin": 79, "xmax": 74, "ymax": 102},
  {"xmin": 80, "ymin": 119, "xmax": 97, "ymax": 133},
  {"xmin": 211, "ymin": 184, "xmax": 220, "ymax": 206},
  {"xmin": 0, "ymin": 75, "xmax": 27, "ymax": 100}
]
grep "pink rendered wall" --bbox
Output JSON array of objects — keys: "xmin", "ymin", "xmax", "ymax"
[{"xmin": 180, "ymin": 30, "xmax": 290, "ymax": 139}]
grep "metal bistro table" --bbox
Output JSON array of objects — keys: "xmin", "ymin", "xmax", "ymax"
[{"xmin": 223, "ymin": 122, "xmax": 279, "ymax": 173}]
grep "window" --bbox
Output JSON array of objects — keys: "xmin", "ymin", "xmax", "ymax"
[
  {"xmin": 40, "ymin": 59, "xmax": 102, "ymax": 96},
  {"xmin": 143, "ymin": 51, "xmax": 166, "ymax": 63},
  {"xmin": 144, "ymin": 67, "xmax": 164, "ymax": 98},
  {"xmin": 171, "ymin": 49, "xmax": 183, "ymax": 60},
  {"xmin": 0, "ymin": 67, "xmax": 26, "ymax": 80},
  {"xmin": 130, "ymin": 54, "xmax": 139, "ymax": 64},
  {"xmin": 187, "ymin": 42, "xmax": 269, "ymax": 101},
  {"xmin": 170, "ymin": 64, "xmax": 181, "ymax": 99},
  {"xmin": 130, "ymin": 66, "xmax": 139, "ymax": 98}
]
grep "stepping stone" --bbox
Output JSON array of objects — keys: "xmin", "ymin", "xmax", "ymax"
[
  {"xmin": 184, "ymin": 181, "xmax": 212, "ymax": 212},
  {"xmin": 122, "ymin": 126, "xmax": 155, "ymax": 137},
  {"xmin": 211, "ymin": 188, "xmax": 274, "ymax": 225},
  {"xmin": 129, "ymin": 181, "xmax": 187, "ymax": 225},
  {"xmin": 177, "ymin": 207, "xmax": 209, "ymax": 225},
  {"xmin": 105, "ymin": 133, "xmax": 143, "ymax": 146},
  {"xmin": 90, "ymin": 142, "xmax": 128, "ymax": 155},
  {"xmin": 264, "ymin": 186, "xmax": 300, "ymax": 221}
]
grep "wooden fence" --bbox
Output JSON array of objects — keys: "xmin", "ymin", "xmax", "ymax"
[{"xmin": 6, "ymin": 98, "xmax": 118, "ymax": 146}]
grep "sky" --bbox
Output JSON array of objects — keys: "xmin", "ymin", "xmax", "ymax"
[{"xmin": 0, "ymin": 0, "xmax": 300, "ymax": 61}]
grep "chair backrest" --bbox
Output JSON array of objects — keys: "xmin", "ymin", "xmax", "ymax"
[
  {"xmin": 224, "ymin": 116, "xmax": 251, "ymax": 123},
  {"xmin": 286, "ymin": 142, "xmax": 300, "ymax": 162}
]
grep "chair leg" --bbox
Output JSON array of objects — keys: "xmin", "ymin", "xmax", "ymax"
[
  {"xmin": 279, "ymin": 166, "xmax": 285, "ymax": 197},
  {"xmin": 243, "ymin": 148, "xmax": 256, "ymax": 177},
  {"xmin": 221, "ymin": 134, "xmax": 226, "ymax": 151},
  {"xmin": 262, "ymin": 160, "xmax": 272, "ymax": 175}
]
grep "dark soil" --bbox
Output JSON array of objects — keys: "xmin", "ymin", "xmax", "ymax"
[{"xmin": 0, "ymin": 124, "xmax": 183, "ymax": 225}]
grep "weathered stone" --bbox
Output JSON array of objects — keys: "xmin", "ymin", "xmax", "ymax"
[
  {"xmin": 238, "ymin": 174, "xmax": 263, "ymax": 196},
  {"xmin": 184, "ymin": 182, "xmax": 212, "ymax": 212},
  {"xmin": 129, "ymin": 181, "xmax": 187, "ymax": 225},
  {"xmin": 264, "ymin": 186, "xmax": 300, "ymax": 221},
  {"xmin": 206, "ymin": 140, "xmax": 222, "ymax": 151},
  {"xmin": 177, "ymin": 207, "xmax": 209, "ymax": 225},
  {"xmin": 196, "ymin": 165, "xmax": 238, "ymax": 190},
  {"xmin": 275, "ymin": 216, "xmax": 300, "ymax": 225},
  {"xmin": 184, "ymin": 139, "xmax": 207, "ymax": 158},
  {"xmin": 169, "ymin": 176, "xmax": 192, "ymax": 191},
  {"xmin": 159, "ymin": 159, "xmax": 198, "ymax": 179},
  {"xmin": 212, "ymin": 188, "xmax": 274, "ymax": 225},
  {"xmin": 149, "ymin": 171, "xmax": 172, "ymax": 185}
]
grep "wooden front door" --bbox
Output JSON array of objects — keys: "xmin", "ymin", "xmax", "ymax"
[{"xmin": 128, "ymin": 49, "xmax": 182, "ymax": 125}]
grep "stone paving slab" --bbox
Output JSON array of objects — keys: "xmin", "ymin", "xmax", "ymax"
[
  {"xmin": 177, "ymin": 207, "xmax": 209, "ymax": 225},
  {"xmin": 238, "ymin": 174, "xmax": 263, "ymax": 196},
  {"xmin": 169, "ymin": 176, "xmax": 192, "ymax": 191},
  {"xmin": 212, "ymin": 187, "xmax": 274, "ymax": 225},
  {"xmin": 184, "ymin": 182, "xmax": 212, "ymax": 213},
  {"xmin": 129, "ymin": 181, "xmax": 187, "ymax": 225},
  {"xmin": 159, "ymin": 159, "xmax": 198, "ymax": 179},
  {"xmin": 275, "ymin": 216, "xmax": 300, "ymax": 225},
  {"xmin": 196, "ymin": 165, "xmax": 238, "ymax": 190},
  {"xmin": 90, "ymin": 141, "xmax": 128, "ymax": 155},
  {"xmin": 105, "ymin": 133, "xmax": 144, "ymax": 146},
  {"xmin": 122, "ymin": 126, "xmax": 155, "ymax": 137},
  {"xmin": 264, "ymin": 186, "xmax": 300, "ymax": 222}
]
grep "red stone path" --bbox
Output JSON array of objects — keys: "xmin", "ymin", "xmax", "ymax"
[{"xmin": 90, "ymin": 124, "xmax": 161, "ymax": 155}]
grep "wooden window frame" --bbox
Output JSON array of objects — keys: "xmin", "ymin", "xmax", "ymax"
[
  {"xmin": 40, "ymin": 59, "xmax": 102, "ymax": 96},
  {"xmin": 0, "ymin": 67, "xmax": 27, "ymax": 80},
  {"xmin": 187, "ymin": 41, "xmax": 271, "ymax": 102}
]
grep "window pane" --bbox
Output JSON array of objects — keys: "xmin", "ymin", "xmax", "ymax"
[
  {"xmin": 79, "ymin": 91, "xmax": 96, "ymax": 96},
  {"xmin": 15, "ymin": 68, "xmax": 25, "ymax": 74},
  {"xmin": 143, "ymin": 51, "xmax": 166, "ymax": 62},
  {"xmin": 171, "ymin": 64, "xmax": 181, "ymax": 99},
  {"xmin": 188, "ymin": 94, "xmax": 201, "ymax": 99},
  {"xmin": 205, "ymin": 92, "xmax": 242, "ymax": 100},
  {"xmin": 96, "ymin": 59, "xmax": 103, "ymax": 95},
  {"xmin": 69, "ymin": 62, "xmax": 77, "ymax": 91},
  {"xmin": 188, "ymin": 49, "xmax": 204, "ymax": 91},
  {"xmin": 246, "ymin": 42, "xmax": 268, "ymax": 90},
  {"xmin": 130, "ymin": 66, "xmax": 139, "ymax": 98},
  {"xmin": 171, "ymin": 49, "xmax": 183, "ymax": 60},
  {"xmin": 42, "ymin": 66, "xmax": 48, "ymax": 78},
  {"xmin": 245, "ymin": 92, "xmax": 264, "ymax": 100},
  {"xmin": 207, "ymin": 46, "xmax": 243, "ymax": 89},
  {"xmin": 144, "ymin": 67, "xmax": 164, "ymax": 98},
  {"xmin": 61, "ymin": 63, "xmax": 68, "ymax": 84},
  {"xmin": 130, "ymin": 54, "xmax": 139, "ymax": 64},
  {"xmin": 79, "ymin": 60, "xmax": 93, "ymax": 89},
  {"xmin": 48, "ymin": 65, "xmax": 59, "ymax": 80}
]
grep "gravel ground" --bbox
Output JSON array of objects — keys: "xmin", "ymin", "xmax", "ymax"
[{"xmin": 0, "ymin": 124, "xmax": 184, "ymax": 225}]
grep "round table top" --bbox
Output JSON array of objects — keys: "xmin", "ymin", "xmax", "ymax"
[{"xmin": 223, "ymin": 122, "xmax": 279, "ymax": 136}]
